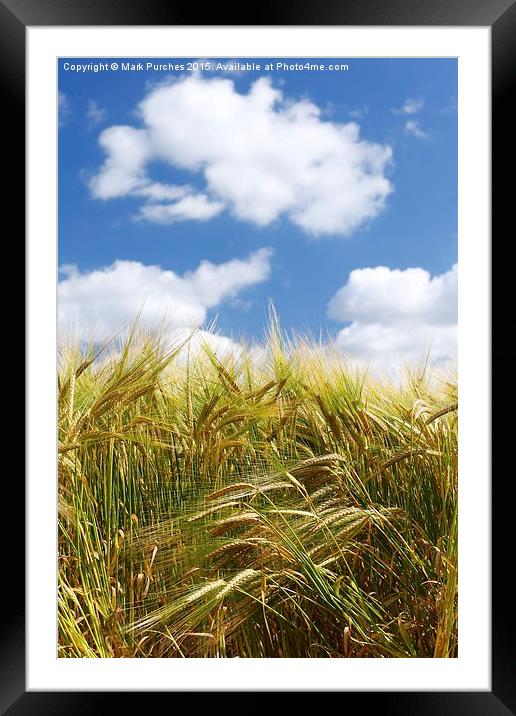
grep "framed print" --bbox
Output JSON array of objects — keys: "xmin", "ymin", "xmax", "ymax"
[{"xmin": 4, "ymin": 0, "xmax": 513, "ymax": 710}]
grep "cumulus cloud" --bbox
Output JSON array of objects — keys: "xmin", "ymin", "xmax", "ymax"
[
  {"xmin": 58, "ymin": 248, "xmax": 272, "ymax": 343},
  {"xmin": 392, "ymin": 96, "xmax": 424, "ymax": 115},
  {"xmin": 327, "ymin": 264, "xmax": 457, "ymax": 365},
  {"xmin": 404, "ymin": 120, "xmax": 428, "ymax": 139},
  {"xmin": 134, "ymin": 182, "xmax": 191, "ymax": 202},
  {"xmin": 89, "ymin": 126, "xmax": 150, "ymax": 198},
  {"xmin": 137, "ymin": 193, "xmax": 225, "ymax": 223},
  {"xmin": 177, "ymin": 328, "xmax": 246, "ymax": 360},
  {"xmin": 88, "ymin": 74, "xmax": 393, "ymax": 236}
]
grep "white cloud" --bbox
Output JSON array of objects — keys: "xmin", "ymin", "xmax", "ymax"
[
  {"xmin": 177, "ymin": 328, "xmax": 246, "ymax": 360},
  {"xmin": 392, "ymin": 96, "xmax": 424, "ymax": 115},
  {"xmin": 137, "ymin": 193, "xmax": 225, "ymax": 223},
  {"xmin": 58, "ymin": 248, "xmax": 272, "ymax": 342},
  {"xmin": 327, "ymin": 264, "xmax": 457, "ymax": 366},
  {"xmin": 88, "ymin": 126, "xmax": 150, "ymax": 198},
  {"xmin": 86, "ymin": 99, "xmax": 107, "ymax": 127},
  {"xmin": 134, "ymin": 182, "xmax": 191, "ymax": 202},
  {"xmin": 88, "ymin": 74, "xmax": 393, "ymax": 236},
  {"xmin": 404, "ymin": 120, "xmax": 428, "ymax": 139}
]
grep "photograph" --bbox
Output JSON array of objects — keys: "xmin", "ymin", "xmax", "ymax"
[{"xmin": 57, "ymin": 56, "xmax": 458, "ymax": 659}]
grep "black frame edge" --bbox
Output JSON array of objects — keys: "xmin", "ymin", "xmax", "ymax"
[
  {"xmin": 7, "ymin": 0, "xmax": 513, "ymax": 712},
  {"xmin": 0, "ymin": 0, "xmax": 515, "ymax": 26},
  {"xmin": 492, "ymin": 3, "xmax": 516, "ymax": 715},
  {"xmin": 0, "ymin": 1, "xmax": 26, "ymax": 715}
]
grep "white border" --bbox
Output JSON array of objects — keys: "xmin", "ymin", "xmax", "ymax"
[{"xmin": 27, "ymin": 26, "xmax": 490, "ymax": 691}]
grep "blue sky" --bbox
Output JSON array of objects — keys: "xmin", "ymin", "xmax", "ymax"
[{"xmin": 58, "ymin": 58, "xmax": 457, "ymax": 364}]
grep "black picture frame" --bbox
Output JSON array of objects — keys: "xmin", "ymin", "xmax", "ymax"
[{"xmin": 5, "ymin": 0, "xmax": 513, "ymax": 711}]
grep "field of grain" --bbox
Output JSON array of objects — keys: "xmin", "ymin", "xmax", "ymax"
[{"xmin": 58, "ymin": 325, "xmax": 457, "ymax": 658}]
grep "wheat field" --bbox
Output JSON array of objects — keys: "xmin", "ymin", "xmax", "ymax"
[{"xmin": 58, "ymin": 324, "xmax": 458, "ymax": 658}]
